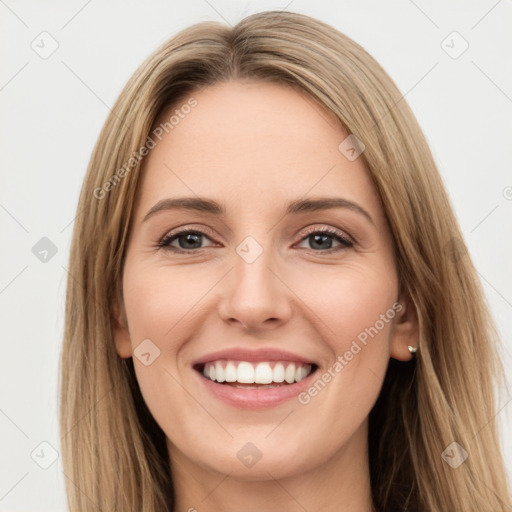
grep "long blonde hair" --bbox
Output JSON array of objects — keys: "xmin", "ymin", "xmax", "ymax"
[{"xmin": 59, "ymin": 10, "xmax": 511, "ymax": 511}]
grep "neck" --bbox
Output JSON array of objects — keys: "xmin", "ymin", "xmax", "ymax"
[{"xmin": 168, "ymin": 421, "xmax": 375, "ymax": 512}]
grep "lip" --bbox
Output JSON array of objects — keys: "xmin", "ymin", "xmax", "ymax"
[
  {"xmin": 191, "ymin": 347, "xmax": 317, "ymax": 366},
  {"xmin": 193, "ymin": 364, "xmax": 318, "ymax": 409}
]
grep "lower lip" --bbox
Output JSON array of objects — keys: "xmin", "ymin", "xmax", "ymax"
[{"xmin": 194, "ymin": 367, "xmax": 317, "ymax": 409}]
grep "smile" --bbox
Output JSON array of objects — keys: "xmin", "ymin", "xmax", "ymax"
[{"xmin": 193, "ymin": 359, "xmax": 319, "ymax": 409}]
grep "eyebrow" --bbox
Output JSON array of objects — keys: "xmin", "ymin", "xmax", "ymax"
[{"xmin": 143, "ymin": 196, "xmax": 374, "ymax": 225}]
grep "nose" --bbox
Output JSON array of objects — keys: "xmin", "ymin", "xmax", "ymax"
[{"xmin": 218, "ymin": 247, "xmax": 293, "ymax": 333}]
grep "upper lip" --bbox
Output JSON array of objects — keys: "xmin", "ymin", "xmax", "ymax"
[{"xmin": 192, "ymin": 347, "xmax": 317, "ymax": 366}]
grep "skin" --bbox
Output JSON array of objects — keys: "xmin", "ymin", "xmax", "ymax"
[{"xmin": 113, "ymin": 80, "xmax": 419, "ymax": 512}]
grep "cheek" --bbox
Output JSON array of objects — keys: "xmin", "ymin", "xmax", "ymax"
[
  {"xmin": 122, "ymin": 264, "xmax": 209, "ymax": 348},
  {"xmin": 300, "ymin": 262, "xmax": 398, "ymax": 345},
  {"xmin": 121, "ymin": 264, "xmax": 205, "ymax": 438},
  {"xmin": 294, "ymin": 263, "xmax": 398, "ymax": 422}
]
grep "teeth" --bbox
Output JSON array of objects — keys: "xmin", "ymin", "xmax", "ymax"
[
  {"xmin": 273, "ymin": 362, "xmax": 285, "ymax": 383},
  {"xmin": 225, "ymin": 362, "xmax": 237, "ymax": 382},
  {"xmin": 285, "ymin": 363, "xmax": 295, "ymax": 384},
  {"xmin": 254, "ymin": 362, "xmax": 273, "ymax": 384},
  {"xmin": 237, "ymin": 362, "xmax": 254, "ymax": 383},
  {"xmin": 215, "ymin": 361, "xmax": 225, "ymax": 383},
  {"xmin": 201, "ymin": 360, "xmax": 313, "ymax": 385}
]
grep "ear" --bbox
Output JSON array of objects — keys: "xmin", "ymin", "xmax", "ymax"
[
  {"xmin": 112, "ymin": 289, "xmax": 133, "ymax": 359},
  {"xmin": 389, "ymin": 288, "xmax": 419, "ymax": 362}
]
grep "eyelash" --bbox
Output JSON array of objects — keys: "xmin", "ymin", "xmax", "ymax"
[{"xmin": 157, "ymin": 226, "xmax": 354, "ymax": 254}]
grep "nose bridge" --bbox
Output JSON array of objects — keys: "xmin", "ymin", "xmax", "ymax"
[
  {"xmin": 218, "ymin": 234, "xmax": 292, "ymax": 329},
  {"xmin": 232, "ymin": 234, "xmax": 279, "ymax": 303}
]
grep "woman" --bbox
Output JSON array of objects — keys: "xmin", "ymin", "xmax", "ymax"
[{"xmin": 59, "ymin": 10, "xmax": 511, "ymax": 512}]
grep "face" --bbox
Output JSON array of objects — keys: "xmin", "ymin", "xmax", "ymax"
[{"xmin": 114, "ymin": 80, "xmax": 417, "ymax": 481}]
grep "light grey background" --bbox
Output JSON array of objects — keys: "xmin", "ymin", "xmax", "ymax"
[{"xmin": 1, "ymin": 0, "xmax": 511, "ymax": 510}]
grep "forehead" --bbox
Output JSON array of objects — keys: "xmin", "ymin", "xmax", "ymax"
[{"xmin": 136, "ymin": 80, "xmax": 379, "ymax": 219}]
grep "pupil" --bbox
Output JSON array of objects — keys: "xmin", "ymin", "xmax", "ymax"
[
  {"xmin": 311, "ymin": 234, "xmax": 332, "ymax": 250},
  {"xmin": 181, "ymin": 233, "xmax": 201, "ymax": 249}
]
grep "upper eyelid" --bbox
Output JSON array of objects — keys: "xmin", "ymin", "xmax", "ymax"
[
  {"xmin": 161, "ymin": 225, "xmax": 217, "ymax": 243},
  {"xmin": 300, "ymin": 225, "xmax": 353, "ymax": 242}
]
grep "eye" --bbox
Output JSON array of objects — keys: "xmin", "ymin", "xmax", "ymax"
[
  {"xmin": 296, "ymin": 227, "xmax": 353, "ymax": 252},
  {"xmin": 158, "ymin": 229, "xmax": 216, "ymax": 252},
  {"xmin": 157, "ymin": 226, "xmax": 354, "ymax": 254}
]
